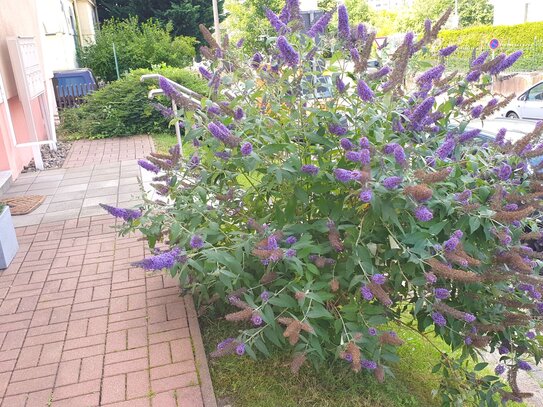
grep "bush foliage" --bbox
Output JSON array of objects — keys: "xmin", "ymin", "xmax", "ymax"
[
  {"xmin": 439, "ymin": 22, "xmax": 543, "ymax": 72},
  {"xmin": 78, "ymin": 17, "xmax": 197, "ymax": 82},
  {"xmin": 59, "ymin": 66, "xmax": 207, "ymax": 139},
  {"xmin": 109, "ymin": 4, "xmax": 543, "ymax": 406}
]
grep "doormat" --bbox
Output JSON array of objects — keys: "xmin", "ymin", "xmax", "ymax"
[{"xmin": 0, "ymin": 195, "xmax": 45, "ymax": 215}]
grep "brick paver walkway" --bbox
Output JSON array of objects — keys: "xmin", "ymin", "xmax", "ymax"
[
  {"xmin": 0, "ymin": 136, "xmax": 216, "ymax": 406},
  {"xmin": 0, "ymin": 216, "xmax": 214, "ymax": 406},
  {"xmin": 63, "ymin": 136, "xmax": 154, "ymax": 169}
]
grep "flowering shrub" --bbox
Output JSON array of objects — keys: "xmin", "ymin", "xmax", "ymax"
[{"xmin": 106, "ymin": 2, "xmax": 543, "ymax": 405}]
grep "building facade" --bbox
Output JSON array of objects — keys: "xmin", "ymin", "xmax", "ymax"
[
  {"xmin": 491, "ymin": 0, "xmax": 543, "ymax": 25},
  {"xmin": 367, "ymin": 0, "xmax": 413, "ymax": 11},
  {"xmin": 0, "ymin": 0, "xmax": 97, "ymax": 183}
]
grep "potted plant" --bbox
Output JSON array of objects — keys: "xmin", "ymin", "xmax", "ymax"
[{"xmin": 0, "ymin": 203, "xmax": 18, "ymax": 269}]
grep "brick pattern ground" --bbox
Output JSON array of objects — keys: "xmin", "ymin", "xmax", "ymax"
[
  {"xmin": 0, "ymin": 216, "xmax": 207, "ymax": 406},
  {"xmin": 63, "ymin": 136, "xmax": 154, "ymax": 169}
]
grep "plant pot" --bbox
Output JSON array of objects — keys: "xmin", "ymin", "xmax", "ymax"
[{"xmin": 0, "ymin": 206, "xmax": 18, "ymax": 269}]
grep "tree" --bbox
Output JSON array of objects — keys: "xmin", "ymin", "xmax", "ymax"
[
  {"xmin": 398, "ymin": 0, "xmax": 494, "ymax": 32},
  {"xmin": 224, "ymin": 0, "xmax": 283, "ymax": 51},
  {"xmin": 78, "ymin": 17, "xmax": 196, "ymax": 81},
  {"xmin": 96, "ymin": 0, "xmax": 225, "ymax": 42}
]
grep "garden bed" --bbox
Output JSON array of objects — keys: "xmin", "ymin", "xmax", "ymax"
[{"xmin": 22, "ymin": 140, "xmax": 72, "ymax": 172}]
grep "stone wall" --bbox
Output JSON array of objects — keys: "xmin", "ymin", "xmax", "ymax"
[{"xmin": 492, "ymin": 72, "xmax": 543, "ymax": 96}]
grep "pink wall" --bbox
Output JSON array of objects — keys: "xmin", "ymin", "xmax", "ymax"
[{"xmin": 0, "ymin": 95, "xmax": 46, "ymax": 179}]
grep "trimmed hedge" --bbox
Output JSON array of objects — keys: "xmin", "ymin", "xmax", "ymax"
[
  {"xmin": 438, "ymin": 22, "xmax": 543, "ymax": 72},
  {"xmin": 59, "ymin": 66, "xmax": 207, "ymax": 139}
]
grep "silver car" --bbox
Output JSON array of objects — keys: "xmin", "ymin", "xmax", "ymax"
[{"xmin": 502, "ymin": 81, "xmax": 543, "ymax": 119}]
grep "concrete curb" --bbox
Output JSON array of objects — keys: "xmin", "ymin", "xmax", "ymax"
[{"xmin": 185, "ymin": 295, "xmax": 218, "ymax": 407}]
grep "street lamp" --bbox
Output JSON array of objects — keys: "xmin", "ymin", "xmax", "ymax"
[{"xmin": 212, "ymin": 0, "xmax": 221, "ymax": 44}]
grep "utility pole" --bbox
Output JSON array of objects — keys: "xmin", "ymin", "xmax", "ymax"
[
  {"xmin": 212, "ymin": 0, "xmax": 221, "ymax": 44},
  {"xmin": 454, "ymin": 0, "xmax": 459, "ymax": 28}
]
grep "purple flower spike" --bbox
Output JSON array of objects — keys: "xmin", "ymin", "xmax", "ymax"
[
  {"xmin": 190, "ymin": 235, "xmax": 204, "ymax": 249},
  {"xmin": 138, "ymin": 159, "xmax": 160, "ymax": 174},
  {"xmin": 361, "ymin": 360, "xmax": 377, "ymax": 370},
  {"xmin": 100, "ymin": 204, "xmax": 142, "ymax": 222},
  {"xmin": 132, "ymin": 247, "xmax": 184, "ymax": 270},
  {"xmin": 409, "ymin": 97, "xmax": 435, "ymax": 129},
  {"xmin": 335, "ymin": 168, "xmax": 353, "ymax": 183},
  {"xmin": 372, "ymin": 66, "xmax": 391, "ymax": 80},
  {"xmin": 471, "ymin": 105, "xmax": 483, "ymax": 118},
  {"xmin": 360, "ymin": 285, "xmax": 374, "ymax": 300},
  {"xmin": 493, "ymin": 51, "xmax": 523, "ymax": 74},
  {"xmin": 495, "ymin": 364, "xmax": 505, "ymax": 375},
  {"xmin": 285, "ymin": 236, "xmax": 297, "ymax": 245},
  {"xmin": 359, "ymin": 189, "xmax": 373, "ymax": 203},
  {"xmin": 241, "ymin": 142, "xmax": 253, "ymax": 156},
  {"xmin": 497, "ymin": 164, "xmax": 512, "ymax": 180},
  {"xmin": 359, "ymin": 137, "xmax": 370, "ymax": 149},
  {"xmin": 346, "ymin": 151, "xmax": 362, "ymax": 162},
  {"xmin": 383, "ymin": 143, "xmax": 399, "ymax": 154},
  {"xmin": 443, "ymin": 237, "xmax": 459, "ymax": 252},
  {"xmin": 301, "ymin": 164, "xmax": 319, "ymax": 175},
  {"xmin": 394, "ymin": 146, "xmax": 406, "ymax": 165},
  {"xmin": 368, "ymin": 327, "xmax": 378, "ymax": 336},
  {"xmin": 236, "ymin": 38, "xmax": 244, "ymax": 48},
  {"xmin": 382, "ymin": 176, "xmax": 402, "ymax": 190},
  {"xmin": 336, "ymin": 76, "xmax": 346, "ymax": 93},
  {"xmin": 471, "ymin": 51, "xmax": 489, "ymax": 67},
  {"xmin": 360, "ymin": 149, "xmax": 371, "ymax": 165},
  {"xmin": 432, "ymin": 311, "xmax": 446, "ymax": 327},
  {"xmin": 260, "ymin": 291, "xmax": 270, "ymax": 301},
  {"xmin": 357, "ymin": 80, "xmax": 374, "ymax": 102},
  {"xmin": 439, "ymin": 45, "xmax": 458, "ymax": 57},
  {"xmin": 308, "ymin": 11, "xmax": 333, "ymax": 37},
  {"xmin": 518, "ymin": 361, "xmax": 532, "ymax": 371},
  {"xmin": 234, "ymin": 107, "xmax": 245, "ymax": 120},
  {"xmin": 340, "ymin": 138, "xmax": 354, "ymax": 150},
  {"xmin": 425, "ymin": 272, "xmax": 437, "ymax": 284},
  {"xmin": 265, "ymin": 8, "xmax": 289, "ymax": 34},
  {"xmin": 527, "ymin": 331, "xmax": 536, "ymax": 340},
  {"xmin": 236, "ymin": 343, "xmax": 246, "ymax": 356},
  {"xmin": 436, "ymin": 137, "xmax": 456, "ymax": 160},
  {"xmin": 251, "ymin": 314, "xmax": 263, "ymax": 326},
  {"xmin": 414, "ymin": 206, "xmax": 433, "ymax": 222},
  {"xmin": 198, "ymin": 66, "xmax": 213, "ymax": 81},
  {"xmin": 463, "ymin": 313, "xmax": 476, "ymax": 323},
  {"xmin": 458, "ymin": 129, "xmax": 481, "ymax": 143},
  {"xmin": 277, "ymin": 36, "xmax": 299, "ymax": 67},
  {"xmin": 285, "ymin": 248, "xmax": 297, "ymax": 257},
  {"xmin": 337, "ymin": 4, "xmax": 350, "ymax": 40},
  {"xmin": 372, "ymin": 274, "xmax": 386, "ymax": 285},
  {"xmin": 466, "ymin": 70, "xmax": 482, "ymax": 82},
  {"xmin": 252, "ymin": 52, "xmax": 263, "ymax": 69},
  {"xmin": 434, "ymin": 288, "xmax": 450, "ymax": 299},
  {"xmin": 329, "ymin": 123, "xmax": 348, "ymax": 136},
  {"xmin": 416, "ymin": 65, "xmax": 445, "ymax": 88}
]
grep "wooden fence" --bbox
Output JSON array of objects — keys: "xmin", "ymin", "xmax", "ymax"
[{"xmin": 53, "ymin": 83, "xmax": 98, "ymax": 109}]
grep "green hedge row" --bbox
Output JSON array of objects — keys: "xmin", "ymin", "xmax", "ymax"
[
  {"xmin": 59, "ymin": 66, "xmax": 208, "ymax": 139},
  {"xmin": 437, "ymin": 22, "xmax": 543, "ymax": 72}
]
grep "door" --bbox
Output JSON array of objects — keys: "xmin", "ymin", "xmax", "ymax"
[{"xmin": 519, "ymin": 82, "xmax": 543, "ymax": 119}]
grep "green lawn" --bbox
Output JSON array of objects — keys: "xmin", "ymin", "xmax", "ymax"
[
  {"xmin": 200, "ymin": 316, "xmax": 526, "ymax": 407},
  {"xmin": 201, "ymin": 317, "xmax": 434, "ymax": 407}
]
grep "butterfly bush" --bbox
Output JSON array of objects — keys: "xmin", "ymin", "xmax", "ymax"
[{"xmin": 108, "ymin": 4, "xmax": 543, "ymax": 406}]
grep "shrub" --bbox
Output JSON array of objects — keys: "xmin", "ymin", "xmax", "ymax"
[
  {"xmin": 58, "ymin": 66, "xmax": 207, "ymax": 139},
  {"xmin": 107, "ymin": 4, "xmax": 543, "ymax": 406},
  {"xmin": 78, "ymin": 17, "xmax": 197, "ymax": 82},
  {"xmin": 438, "ymin": 22, "xmax": 543, "ymax": 72}
]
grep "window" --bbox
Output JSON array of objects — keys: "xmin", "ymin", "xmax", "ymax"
[{"xmin": 526, "ymin": 83, "xmax": 543, "ymax": 101}]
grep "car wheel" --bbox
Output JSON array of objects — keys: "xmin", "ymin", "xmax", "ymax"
[{"xmin": 506, "ymin": 111, "xmax": 519, "ymax": 119}]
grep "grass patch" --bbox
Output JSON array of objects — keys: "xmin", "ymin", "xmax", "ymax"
[
  {"xmin": 200, "ymin": 316, "xmax": 526, "ymax": 407},
  {"xmin": 201, "ymin": 317, "xmax": 437, "ymax": 407},
  {"xmin": 151, "ymin": 133, "xmax": 188, "ymax": 154}
]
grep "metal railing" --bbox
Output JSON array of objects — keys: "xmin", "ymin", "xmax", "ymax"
[{"xmin": 140, "ymin": 74, "xmax": 206, "ymax": 157}]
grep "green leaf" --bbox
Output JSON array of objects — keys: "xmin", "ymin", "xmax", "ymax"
[
  {"xmin": 474, "ymin": 362, "xmax": 488, "ymax": 371},
  {"xmin": 306, "ymin": 304, "xmax": 333, "ymax": 319},
  {"xmin": 254, "ymin": 337, "xmax": 270, "ymax": 356},
  {"xmin": 268, "ymin": 294, "xmax": 297, "ymax": 308},
  {"xmin": 469, "ymin": 217, "xmax": 481, "ymax": 233}
]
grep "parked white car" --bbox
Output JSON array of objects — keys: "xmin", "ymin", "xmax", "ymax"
[{"xmin": 502, "ymin": 81, "xmax": 543, "ymax": 119}]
